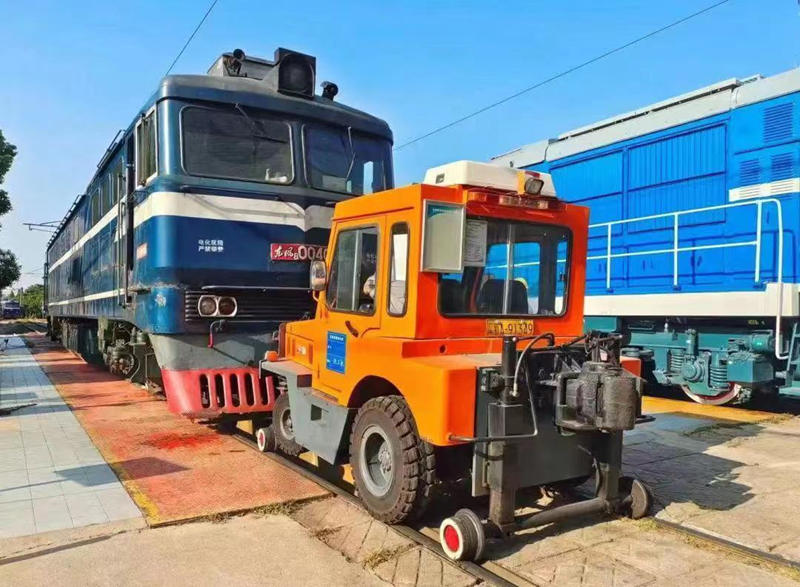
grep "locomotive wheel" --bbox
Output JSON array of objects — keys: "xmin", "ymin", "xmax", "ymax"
[
  {"xmin": 681, "ymin": 383, "xmax": 741, "ymax": 406},
  {"xmin": 619, "ymin": 476, "xmax": 652, "ymax": 520},
  {"xmin": 349, "ymin": 395, "xmax": 435, "ymax": 524},
  {"xmin": 255, "ymin": 426, "xmax": 276, "ymax": 453},
  {"xmin": 439, "ymin": 509, "xmax": 486, "ymax": 562},
  {"xmin": 272, "ymin": 393, "xmax": 303, "ymax": 456}
]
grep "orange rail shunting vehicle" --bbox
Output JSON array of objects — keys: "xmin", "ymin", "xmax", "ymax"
[{"xmin": 259, "ymin": 161, "xmax": 652, "ymax": 562}]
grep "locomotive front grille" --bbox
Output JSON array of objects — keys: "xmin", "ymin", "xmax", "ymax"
[{"xmin": 184, "ymin": 289, "xmax": 315, "ymax": 323}]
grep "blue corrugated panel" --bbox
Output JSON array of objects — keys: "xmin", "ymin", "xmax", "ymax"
[{"xmin": 530, "ymin": 91, "xmax": 800, "ymax": 297}]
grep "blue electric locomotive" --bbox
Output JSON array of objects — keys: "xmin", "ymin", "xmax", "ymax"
[
  {"xmin": 45, "ymin": 48, "xmax": 394, "ymax": 419},
  {"xmin": 493, "ymin": 68, "xmax": 800, "ymax": 404}
]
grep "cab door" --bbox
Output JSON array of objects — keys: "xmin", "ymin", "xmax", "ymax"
[{"xmin": 315, "ymin": 217, "xmax": 385, "ymax": 399}]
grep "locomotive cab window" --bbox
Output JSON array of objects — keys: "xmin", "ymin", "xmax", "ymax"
[
  {"xmin": 326, "ymin": 226, "xmax": 379, "ymax": 314},
  {"xmin": 181, "ymin": 106, "xmax": 293, "ymax": 184},
  {"xmin": 304, "ymin": 124, "xmax": 392, "ymax": 195},
  {"xmin": 439, "ymin": 219, "xmax": 570, "ymax": 317},
  {"xmin": 135, "ymin": 109, "xmax": 157, "ymax": 185}
]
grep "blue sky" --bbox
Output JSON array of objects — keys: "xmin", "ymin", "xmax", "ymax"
[{"xmin": 1, "ymin": 0, "xmax": 798, "ymax": 288}]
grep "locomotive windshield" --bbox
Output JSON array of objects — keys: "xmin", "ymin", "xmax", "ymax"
[
  {"xmin": 439, "ymin": 218, "xmax": 570, "ymax": 317},
  {"xmin": 305, "ymin": 124, "xmax": 392, "ymax": 195},
  {"xmin": 182, "ymin": 106, "xmax": 293, "ymax": 184}
]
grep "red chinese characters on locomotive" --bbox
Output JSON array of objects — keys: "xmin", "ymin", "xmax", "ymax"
[{"xmin": 270, "ymin": 243, "xmax": 327, "ymax": 262}]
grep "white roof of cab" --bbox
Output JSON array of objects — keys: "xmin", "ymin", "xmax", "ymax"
[{"xmin": 423, "ymin": 160, "xmax": 556, "ymax": 197}]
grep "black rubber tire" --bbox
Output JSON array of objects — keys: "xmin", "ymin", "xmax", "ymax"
[
  {"xmin": 349, "ymin": 395, "xmax": 436, "ymax": 524},
  {"xmin": 272, "ymin": 393, "xmax": 303, "ymax": 457},
  {"xmin": 619, "ymin": 475, "xmax": 652, "ymax": 519},
  {"xmin": 454, "ymin": 508, "xmax": 486, "ymax": 561},
  {"xmin": 440, "ymin": 510, "xmax": 483, "ymax": 562},
  {"xmin": 256, "ymin": 426, "xmax": 276, "ymax": 453}
]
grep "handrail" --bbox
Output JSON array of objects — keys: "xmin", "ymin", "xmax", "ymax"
[{"xmin": 588, "ymin": 197, "xmax": 786, "ymax": 359}]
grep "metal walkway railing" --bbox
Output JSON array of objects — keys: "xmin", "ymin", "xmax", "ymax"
[{"xmin": 588, "ymin": 197, "xmax": 786, "ymax": 359}]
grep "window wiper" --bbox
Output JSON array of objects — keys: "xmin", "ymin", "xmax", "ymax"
[
  {"xmin": 234, "ymin": 103, "xmax": 288, "ymax": 143},
  {"xmin": 344, "ymin": 126, "xmax": 356, "ymax": 185}
]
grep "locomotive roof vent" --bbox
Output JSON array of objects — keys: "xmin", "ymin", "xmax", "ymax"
[{"xmin": 208, "ymin": 47, "xmax": 317, "ymax": 99}]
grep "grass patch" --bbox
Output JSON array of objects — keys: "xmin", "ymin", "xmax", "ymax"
[
  {"xmin": 361, "ymin": 544, "xmax": 414, "ymax": 569},
  {"xmin": 685, "ymin": 414, "xmax": 793, "ymax": 439},
  {"xmin": 312, "ymin": 527, "xmax": 340, "ymax": 541}
]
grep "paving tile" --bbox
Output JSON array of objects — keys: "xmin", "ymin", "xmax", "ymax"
[
  {"xmin": 32, "ymin": 495, "xmax": 74, "ymax": 533},
  {"xmin": 24, "ymin": 444, "xmax": 54, "ymax": 468},
  {"xmin": 20, "ymin": 429, "xmax": 47, "ymax": 447},
  {"xmin": 511, "ymin": 548, "xmax": 655, "ymax": 586},
  {"xmin": 0, "ymin": 431, "xmax": 23, "ymax": 450},
  {"xmin": 591, "ymin": 531, "xmax": 717, "ymax": 578},
  {"xmin": 65, "ymin": 492, "xmax": 109, "ymax": 526},
  {"xmin": 651, "ymin": 560, "xmax": 798, "ymax": 586},
  {"xmin": 27, "ymin": 466, "xmax": 65, "ymax": 498},
  {"xmin": 0, "ymin": 447, "xmax": 26, "ymax": 472},
  {"xmin": 0, "ymin": 468, "xmax": 31, "ymax": 504},
  {"xmin": 0, "ymin": 499, "xmax": 35, "ymax": 538},
  {"xmin": 95, "ymin": 486, "xmax": 141, "ymax": 521}
]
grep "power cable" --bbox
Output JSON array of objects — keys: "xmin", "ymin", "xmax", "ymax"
[
  {"xmin": 393, "ymin": 0, "xmax": 733, "ymax": 151},
  {"xmin": 163, "ymin": 0, "xmax": 221, "ymax": 77}
]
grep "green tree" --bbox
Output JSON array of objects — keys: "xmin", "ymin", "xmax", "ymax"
[
  {"xmin": 0, "ymin": 130, "xmax": 15, "ymax": 217},
  {"xmin": 0, "ymin": 130, "xmax": 20, "ymax": 290},
  {"xmin": 21, "ymin": 283, "xmax": 44, "ymax": 318},
  {"xmin": 0, "ymin": 250, "xmax": 20, "ymax": 291}
]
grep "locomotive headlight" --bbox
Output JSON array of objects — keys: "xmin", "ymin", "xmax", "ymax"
[
  {"xmin": 217, "ymin": 296, "xmax": 238, "ymax": 317},
  {"xmin": 198, "ymin": 295, "xmax": 218, "ymax": 317}
]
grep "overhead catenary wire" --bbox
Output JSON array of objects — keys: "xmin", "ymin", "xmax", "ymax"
[
  {"xmin": 163, "ymin": 0, "xmax": 221, "ymax": 78},
  {"xmin": 393, "ymin": 0, "xmax": 733, "ymax": 152}
]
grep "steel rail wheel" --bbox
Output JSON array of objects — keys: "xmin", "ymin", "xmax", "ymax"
[{"xmin": 681, "ymin": 383, "xmax": 742, "ymax": 405}]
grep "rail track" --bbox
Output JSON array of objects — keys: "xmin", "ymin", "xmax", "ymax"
[
  {"xmin": 232, "ymin": 429, "xmax": 800, "ymax": 585},
  {"xmin": 231, "ymin": 431, "xmax": 530, "ymax": 587}
]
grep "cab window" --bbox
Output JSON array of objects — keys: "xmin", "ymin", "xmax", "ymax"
[
  {"xmin": 326, "ymin": 226, "xmax": 379, "ymax": 314},
  {"xmin": 438, "ymin": 218, "xmax": 570, "ymax": 317},
  {"xmin": 387, "ymin": 223, "xmax": 409, "ymax": 316},
  {"xmin": 135, "ymin": 109, "xmax": 157, "ymax": 185}
]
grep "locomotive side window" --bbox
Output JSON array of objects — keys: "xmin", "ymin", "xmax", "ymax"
[
  {"xmin": 135, "ymin": 109, "xmax": 157, "ymax": 185},
  {"xmin": 181, "ymin": 106, "xmax": 292, "ymax": 184},
  {"xmin": 90, "ymin": 188, "xmax": 100, "ymax": 226},
  {"xmin": 326, "ymin": 226, "xmax": 379, "ymax": 314}
]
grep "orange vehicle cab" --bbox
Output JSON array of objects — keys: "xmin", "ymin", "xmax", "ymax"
[{"xmin": 259, "ymin": 161, "xmax": 650, "ymax": 560}]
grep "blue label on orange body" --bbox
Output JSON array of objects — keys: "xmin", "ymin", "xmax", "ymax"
[{"xmin": 326, "ymin": 331, "xmax": 346, "ymax": 374}]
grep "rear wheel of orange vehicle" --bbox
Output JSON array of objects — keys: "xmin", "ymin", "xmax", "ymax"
[
  {"xmin": 349, "ymin": 396, "xmax": 435, "ymax": 524},
  {"xmin": 272, "ymin": 393, "xmax": 304, "ymax": 457}
]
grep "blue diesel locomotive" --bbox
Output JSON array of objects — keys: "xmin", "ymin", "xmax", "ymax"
[
  {"xmin": 45, "ymin": 48, "xmax": 394, "ymax": 419},
  {"xmin": 493, "ymin": 68, "xmax": 800, "ymax": 404}
]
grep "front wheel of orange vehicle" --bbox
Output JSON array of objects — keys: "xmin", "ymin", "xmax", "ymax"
[{"xmin": 349, "ymin": 396, "xmax": 435, "ymax": 524}]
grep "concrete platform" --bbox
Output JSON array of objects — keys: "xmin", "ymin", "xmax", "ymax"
[
  {"xmin": 23, "ymin": 334, "xmax": 326, "ymax": 525},
  {"xmin": 0, "ymin": 336, "xmax": 142, "ymax": 538},
  {"xmin": 0, "ymin": 513, "xmax": 384, "ymax": 587}
]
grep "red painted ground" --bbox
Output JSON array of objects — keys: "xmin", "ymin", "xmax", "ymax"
[{"xmin": 26, "ymin": 334, "xmax": 327, "ymax": 525}]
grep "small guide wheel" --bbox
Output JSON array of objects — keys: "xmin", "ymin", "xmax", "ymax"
[
  {"xmin": 439, "ymin": 508, "xmax": 486, "ymax": 562},
  {"xmin": 619, "ymin": 476, "xmax": 652, "ymax": 520},
  {"xmin": 255, "ymin": 426, "xmax": 275, "ymax": 453}
]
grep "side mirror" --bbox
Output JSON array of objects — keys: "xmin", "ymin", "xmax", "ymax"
[{"xmin": 310, "ymin": 260, "xmax": 327, "ymax": 291}]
